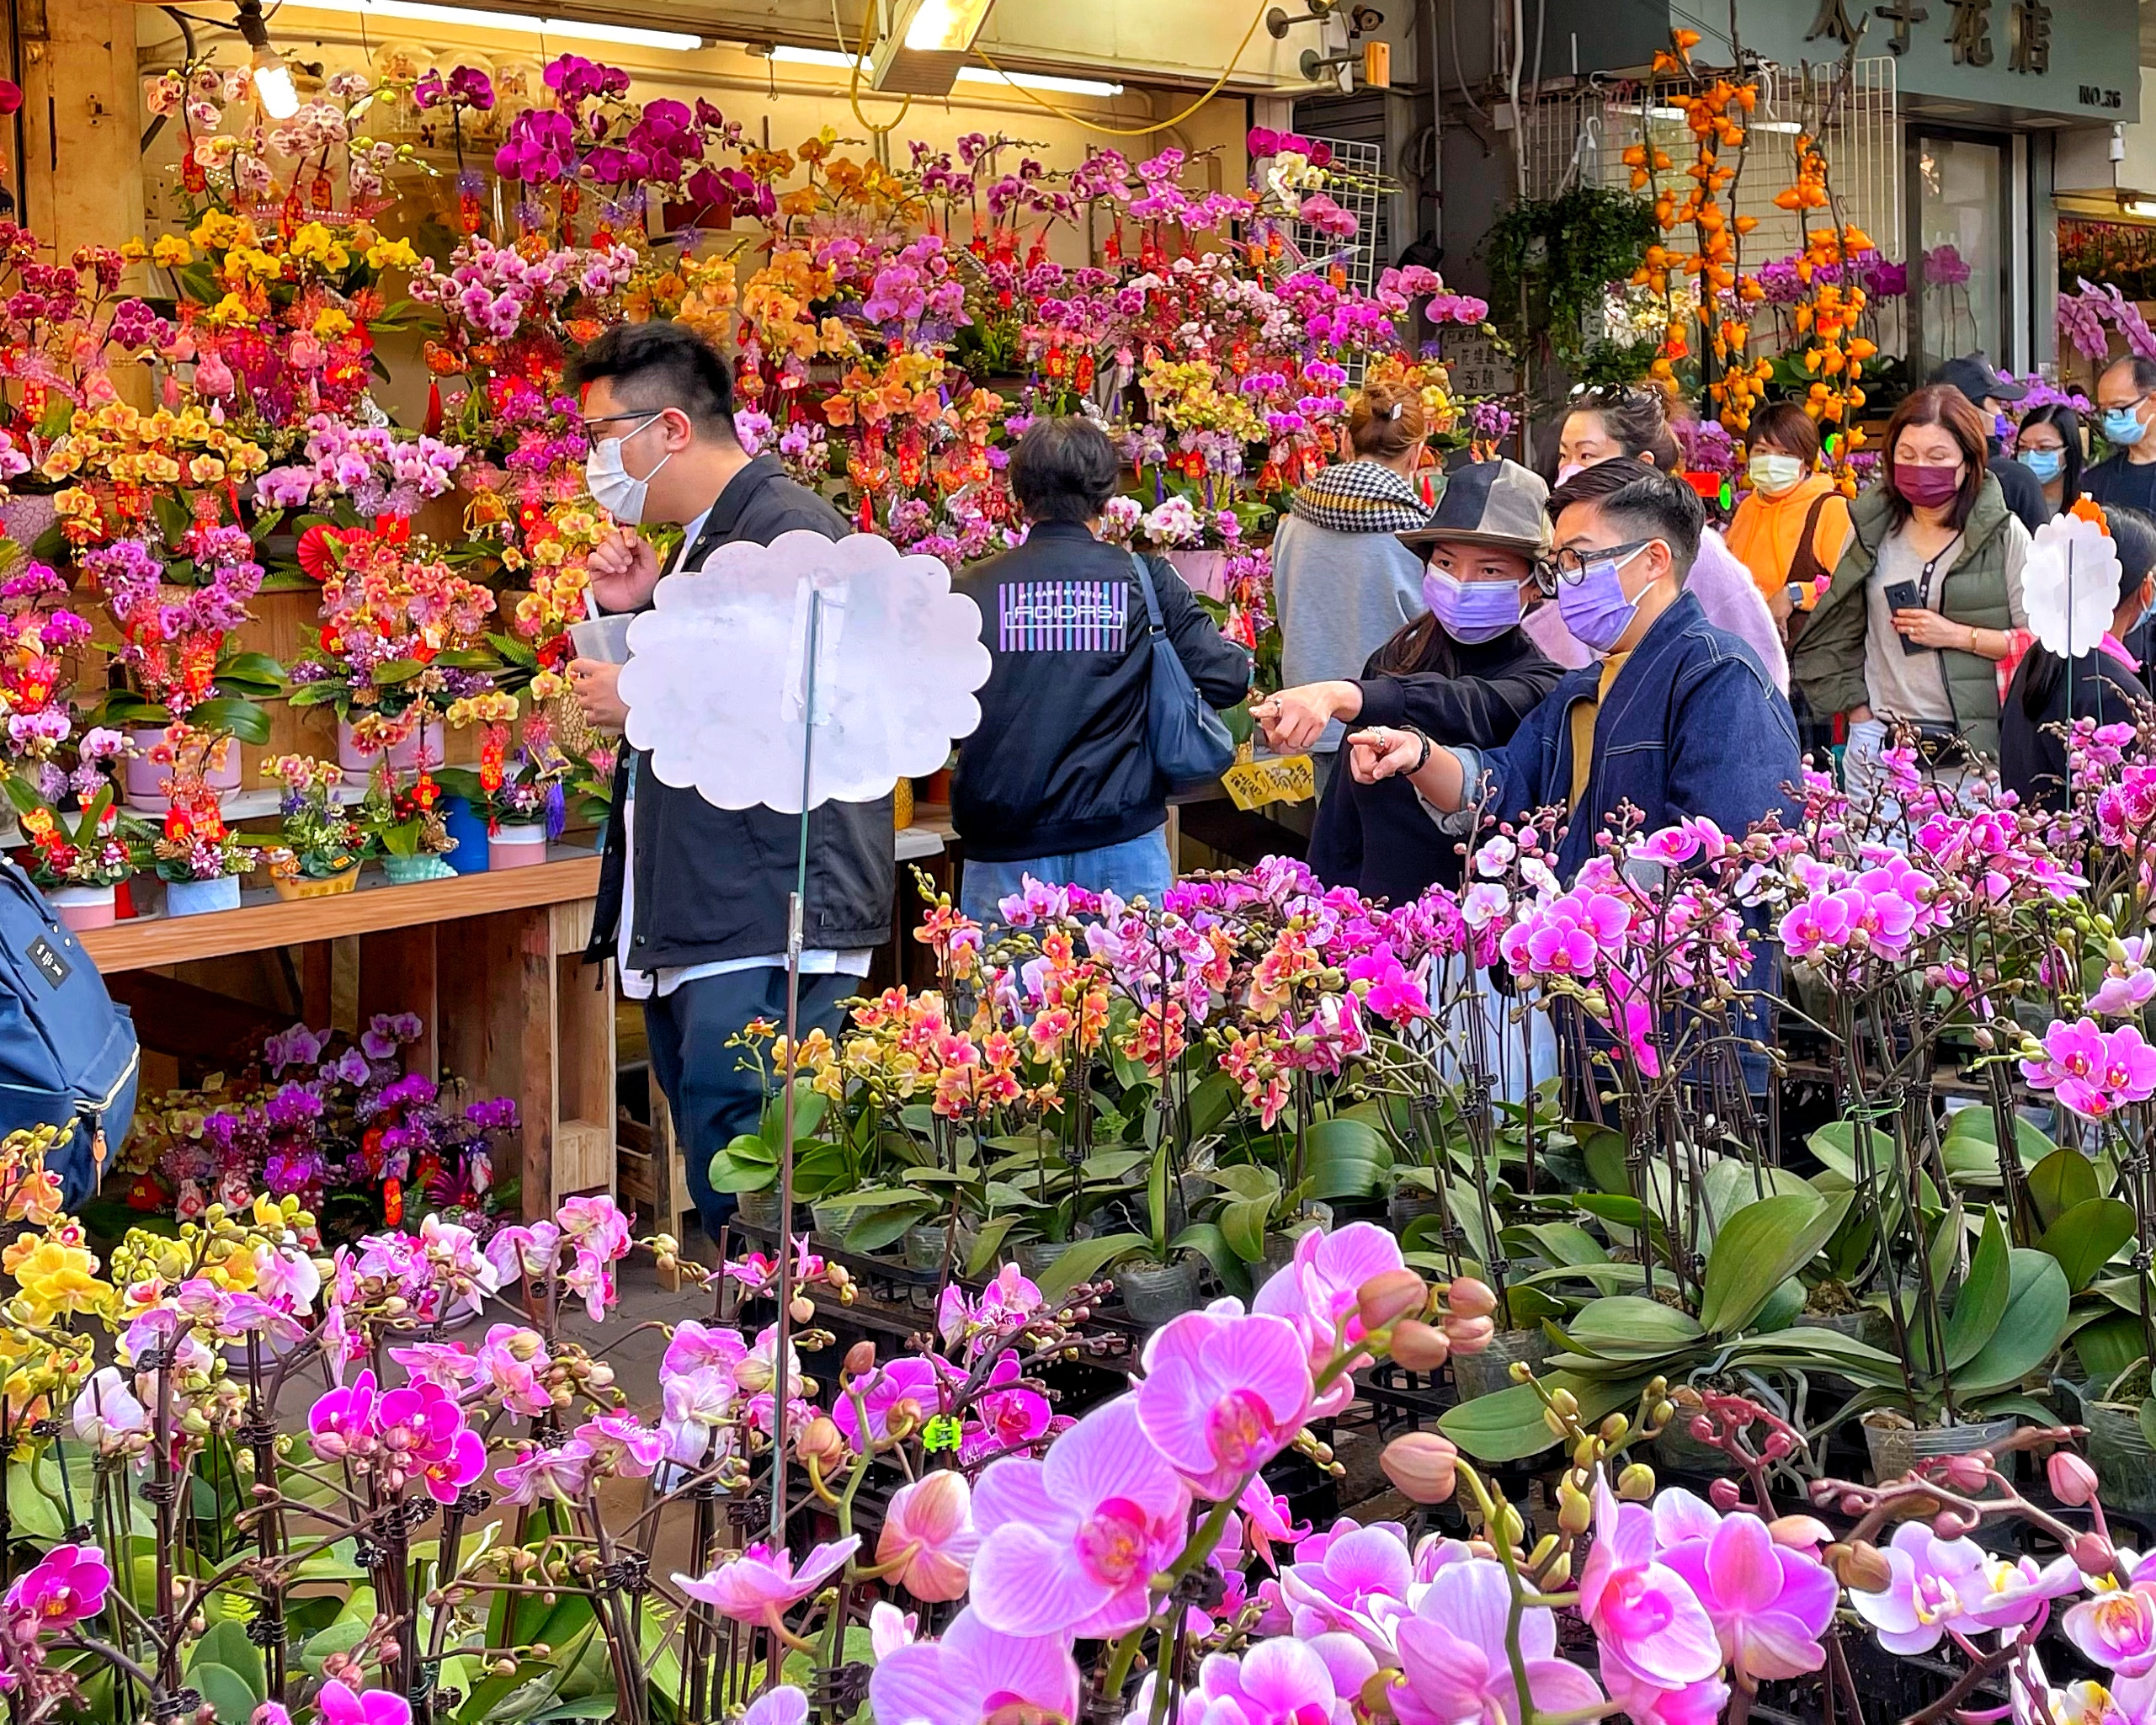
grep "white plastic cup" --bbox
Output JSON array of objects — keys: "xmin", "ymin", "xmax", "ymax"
[{"xmin": 567, "ymin": 613, "xmax": 635, "ymax": 665}]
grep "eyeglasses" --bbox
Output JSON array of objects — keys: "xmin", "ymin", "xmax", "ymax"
[
  {"xmin": 2100, "ymin": 392, "xmax": 2154, "ymax": 416},
  {"xmin": 578, "ymin": 408, "xmax": 669, "ymax": 434},
  {"xmin": 1532, "ymin": 538, "xmax": 1656, "ymax": 595}
]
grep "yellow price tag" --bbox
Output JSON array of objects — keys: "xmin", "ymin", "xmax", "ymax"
[{"xmin": 1222, "ymin": 753, "xmax": 1317, "ymax": 811}]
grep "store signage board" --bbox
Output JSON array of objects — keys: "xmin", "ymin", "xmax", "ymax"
[
  {"xmin": 1437, "ymin": 328, "xmax": 1519, "ymax": 398},
  {"xmin": 1749, "ymin": 0, "xmax": 2138, "ymax": 123}
]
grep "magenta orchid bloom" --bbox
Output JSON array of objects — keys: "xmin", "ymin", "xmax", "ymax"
[
  {"xmin": 1278, "ymin": 1522, "xmax": 1414, "ymax": 1651},
  {"xmin": 313, "ymin": 1680, "xmax": 413, "ymax": 1725},
  {"xmin": 1136, "ymin": 1307, "xmax": 1312, "ymax": 1499},
  {"xmin": 1251, "ymin": 1222, "xmax": 1408, "ymax": 1415},
  {"xmin": 306, "ymin": 1370, "xmax": 378, "ymax": 1460},
  {"xmin": 1577, "ymin": 1481, "xmax": 1722, "ymax": 1690},
  {"xmin": 870, "ymin": 1606, "xmax": 1082, "ymax": 1725},
  {"xmin": 575, "ymin": 1414, "xmax": 665, "ymax": 1480},
  {"xmin": 673, "ymin": 1536, "xmax": 860, "ymax": 1631},
  {"xmin": 1850, "ymin": 1522, "xmax": 2078, "ymax": 1654},
  {"xmin": 1654, "ymin": 1495, "xmax": 1837, "ymax": 1682},
  {"xmin": 1390, "ymin": 1554, "xmax": 1603, "ymax": 1725},
  {"xmin": 2068, "ymin": 1582, "xmax": 2156, "ymax": 1678},
  {"xmin": 970, "ymin": 1395, "xmax": 1191, "ymax": 1638},
  {"xmin": 876, "ymin": 1470, "xmax": 980, "ymax": 1604},
  {"xmin": 1192, "ymin": 1634, "xmax": 1373, "ymax": 1725},
  {"xmin": 836, "ymin": 1355, "xmax": 942, "ymax": 1446},
  {"xmin": 3, "ymin": 1543, "xmax": 111, "ymax": 1628}
]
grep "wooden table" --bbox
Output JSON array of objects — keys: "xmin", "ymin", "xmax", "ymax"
[{"xmin": 88, "ymin": 853, "xmax": 615, "ymax": 1222}]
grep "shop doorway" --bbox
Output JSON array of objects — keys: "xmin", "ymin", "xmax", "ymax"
[{"xmin": 1908, "ymin": 127, "xmax": 2011, "ymax": 376}]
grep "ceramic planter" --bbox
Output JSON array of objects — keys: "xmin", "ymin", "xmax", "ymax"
[
  {"xmin": 1452, "ymin": 1328, "xmax": 1552, "ymax": 1401},
  {"xmin": 51, "ymin": 884, "xmax": 117, "ymax": 931},
  {"xmin": 488, "ymin": 823, "xmax": 547, "ymax": 869},
  {"xmin": 1861, "ymin": 1413, "xmax": 2019, "ymax": 1490},
  {"xmin": 1115, "ymin": 1259, "xmax": 1203, "ymax": 1327},
  {"xmin": 274, "ymin": 866, "xmax": 360, "ymax": 902},
  {"xmin": 337, "ymin": 716, "xmax": 445, "ymax": 785},
  {"xmin": 382, "ymin": 854, "xmax": 456, "ymax": 885},
  {"xmin": 164, "ymin": 875, "xmax": 241, "ymax": 918},
  {"xmin": 124, "ymin": 725, "xmax": 242, "ymax": 813}
]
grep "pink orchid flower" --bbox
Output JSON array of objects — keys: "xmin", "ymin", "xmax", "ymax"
[
  {"xmin": 836, "ymin": 1355, "xmax": 942, "ymax": 1446},
  {"xmin": 1279, "ymin": 1522, "xmax": 1413, "ymax": 1652},
  {"xmin": 1198, "ymin": 1634, "xmax": 1374, "ymax": 1725},
  {"xmin": 970, "ymin": 1395, "xmax": 1191, "ymax": 1638},
  {"xmin": 870, "ymin": 1600, "xmax": 918, "ymax": 1658},
  {"xmin": 1252, "ymin": 1222, "xmax": 1408, "ymax": 1415},
  {"xmin": 869, "ymin": 1606, "xmax": 1082, "ymax": 1725},
  {"xmin": 673, "ymin": 1536, "xmax": 859, "ymax": 1632},
  {"xmin": 1600, "ymin": 1666, "xmax": 1731, "ymax": 1725},
  {"xmin": 4, "ymin": 1543, "xmax": 111, "ymax": 1629},
  {"xmin": 1851, "ymin": 1522, "xmax": 2078, "ymax": 1654},
  {"xmin": 1136, "ymin": 1307, "xmax": 1312, "ymax": 1499},
  {"xmin": 1390, "ymin": 1553, "xmax": 1603, "ymax": 1725},
  {"xmin": 877, "ymin": 1471, "xmax": 979, "ymax": 1604},
  {"xmin": 2068, "ymin": 1581, "xmax": 2156, "ymax": 1678},
  {"xmin": 1657, "ymin": 1504, "xmax": 1838, "ymax": 1682},
  {"xmin": 314, "ymin": 1681, "xmax": 412, "ymax": 1725},
  {"xmin": 1577, "ymin": 1481, "xmax": 1722, "ymax": 1690},
  {"xmin": 742, "ymin": 1687, "xmax": 807, "ymax": 1725}
]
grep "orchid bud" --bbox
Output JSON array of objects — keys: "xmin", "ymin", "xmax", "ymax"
[
  {"xmin": 736, "ymin": 1355, "xmax": 774, "ymax": 1394},
  {"xmin": 789, "ymin": 1295, "xmax": 815, "ymax": 1324},
  {"xmin": 1388, "ymin": 1319, "xmax": 1451, "ymax": 1371},
  {"xmin": 2073, "ymin": 1531, "xmax": 2117, "ymax": 1577},
  {"xmin": 1441, "ymin": 1312, "xmax": 1494, "ymax": 1355},
  {"xmin": 1380, "ymin": 1432, "xmax": 1459, "ymax": 1504},
  {"xmin": 1445, "ymin": 1276, "xmax": 1499, "ymax": 1319},
  {"xmin": 844, "ymin": 1340, "xmax": 878, "ymax": 1377},
  {"xmin": 2049, "ymin": 1450, "xmax": 2100, "ymax": 1508},
  {"xmin": 1767, "ymin": 1515, "xmax": 1834, "ymax": 1552},
  {"xmin": 1708, "ymin": 1477, "xmax": 1741, "ymax": 1512},
  {"xmin": 796, "ymin": 1416, "xmax": 844, "ymax": 1467},
  {"xmin": 1826, "ymin": 1541, "xmax": 1892, "ymax": 1594},
  {"xmin": 1939, "ymin": 1451, "xmax": 1993, "ymax": 1493},
  {"xmin": 1616, "ymin": 1462, "xmax": 1655, "ymax": 1502},
  {"xmin": 1557, "ymin": 1482, "xmax": 1593, "ymax": 1536},
  {"xmin": 1357, "ymin": 1270, "xmax": 1429, "ymax": 1332}
]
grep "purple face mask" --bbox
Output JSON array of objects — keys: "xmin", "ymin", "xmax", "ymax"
[
  {"xmin": 1555, "ymin": 541, "xmax": 1656, "ymax": 654},
  {"xmin": 1423, "ymin": 568, "xmax": 1523, "ymax": 643}
]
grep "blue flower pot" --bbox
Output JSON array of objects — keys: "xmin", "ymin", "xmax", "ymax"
[
  {"xmin": 440, "ymin": 796, "xmax": 491, "ymax": 875},
  {"xmin": 165, "ymin": 875, "xmax": 241, "ymax": 918}
]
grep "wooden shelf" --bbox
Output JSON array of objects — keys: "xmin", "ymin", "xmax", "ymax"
[{"xmin": 80, "ymin": 854, "xmax": 603, "ymax": 973}]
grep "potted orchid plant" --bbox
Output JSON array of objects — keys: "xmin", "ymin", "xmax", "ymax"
[
  {"xmin": 262, "ymin": 753, "xmax": 371, "ymax": 897},
  {"xmin": 7, "ymin": 727, "xmax": 146, "ymax": 929},
  {"xmin": 150, "ymin": 723, "xmax": 260, "ymax": 916}
]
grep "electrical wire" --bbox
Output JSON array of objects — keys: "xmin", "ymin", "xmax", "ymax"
[
  {"xmin": 970, "ymin": 0, "xmax": 1269, "ymax": 139},
  {"xmin": 845, "ymin": 0, "xmax": 913, "ymax": 136}
]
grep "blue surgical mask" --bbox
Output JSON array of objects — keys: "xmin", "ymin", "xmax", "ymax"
[
  {"xmin": 2020, "ymin": 448, "xmax": 2064, "ymax": 482},
  {"xmin": 2103, "ymin": 407, "xmax": 2150, "ymax": 448},
  {"xmin": 1423, "ymin": 568, "xmax": 1523, "ymax": 644},
  {"xmin": 1556, "ymin": 542, "xmax": 1656, "ymax": 654}
]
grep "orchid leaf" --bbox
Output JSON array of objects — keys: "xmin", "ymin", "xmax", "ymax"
[
  {"xmin": 1958, "ymin": 1248, "xmax": 2073, "ymax": 1393},
  {"xmin": 1943, "ymin": 1208, "xmax": 2012, "ymax": 1371},
  {"xmin": 2029, "ymin": 1147, "xmax": 2104, "ymax": 1230},
  {"xmin": 2037, "ymin": 1198, "xmax": 2137, "ymax": 1293},
  {"xmin": 1700, "ymin": 1190, "xmax": 1845, "ymax": 1336}
]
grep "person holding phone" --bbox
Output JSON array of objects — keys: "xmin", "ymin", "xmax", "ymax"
[{"xmin": 1789, "ymin": 385, "xmax": 2031, "ymax": 821}]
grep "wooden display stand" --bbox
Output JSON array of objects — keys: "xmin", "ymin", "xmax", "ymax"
[{"xmin": 85, "ymin": 855, "xmax": 615, "ymax": 1219}]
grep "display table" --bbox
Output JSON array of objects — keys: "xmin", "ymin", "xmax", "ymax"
[{"xmin": 88, "ymin": 853, "xmax": 615, "ymax": 1222}]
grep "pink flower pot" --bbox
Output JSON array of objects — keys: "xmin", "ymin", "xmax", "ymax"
[
  {"xmin": 124, "ymin": 726, "xmax": 242, "ymax": 813},
  {"xmin": 1165, "ymin": 549, "xmax": 1229, "ymax": 600},
  {"xmin": 487, "ymin": 823, "xmax": 547, "ymax": 868},
  {"xmin": 51, "ymin": 885, "xmax": 117, "ymax": 931},
  {"xmin": 338, "ymin": 717, "xmax": 445, "ymax": 785}
]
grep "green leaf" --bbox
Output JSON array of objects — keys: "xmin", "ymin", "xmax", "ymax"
[
  {"xmin": 287, "ymin": 680, "xmax": 346, "ymax": 708},
  {"xmin": 186, "ymin": 695, "xmax": 273, "ymax": 746},
  {"xmin": 189, "ymin": 1664, "xmax": 258, "ymax": 1723},
  {"xmin": 1806, "ymin": 1121, "xmax": 1858, "ymax": 1180},
  {"xmin": 1440, "ymin": 1371, "xmax": 1647, "ymax": 1461},
  {"xmin": 1034, "ymin": 1232, "xmax": 1150, "ymax": 1302},
  {"xmin": 1171, "ymin": 1221, "xmax": 1248, "ymax": 1299},
  {"xmin": 2038, "ymin": 1198, "xmax": 2137, "ymax": 1293},
  {"xmin": 2029, "ymin": 1147, "xmax": 2103, "ymax": 1231},
  {"xmin": 2078, "ymin": 1313, "xmax": 2149, "ymax": 1392},
  {"xmin": 1944, "ymin": 1208, "xmax": 2013, "ymax": 1370},
  {"xmin": 1959, "ymin": 1248, "xmax": 2073, "ymax": 1392},
  {"xmin": 965, "ymin": 1215, "xmax": 1020, "ymax": 1277},
  {"xmin": 1700, "ymin": 1191, "xmax": 1845, "ymax": 1336},
  {"xmin": 1221, "ymin": 1196, "xmax": 1271, "ymax": 1264},
  {"xmin": 1504, "ymin": 1222, "xmax": 1609, "ymax": 1268},
  {"xmin": 371, "ymin": 658, "xmax": 428, "ymax": 685},
  {"xmin": 6, "ymin": 1456, "xmax": 67, "ymax": 1541},
  {"xmin": 1562, "ymin": 1296, "xmax": 1706, "ymax": 1358},
  {"xmin": 758, "ymin": 1081, "xmax": 828, "ymax": 1146},
  {"xmin": 1305, "ymin": 1117, "xmax": 1389, "ymax": 1200},
  {"xmin": 217, "ymin": 651, "xmax": 287, "ymax": 689},
  {"xmin": 189, "ymin": 1620, "xmax": 265, "ymax": 1702},
  {"xmin": 1726, "ymin": 1326, "xmax": 1907, "ymax": 1388}
]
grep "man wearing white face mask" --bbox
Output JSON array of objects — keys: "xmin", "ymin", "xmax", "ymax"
[{"xmin": 563, "ymin": 321, "xmax": 888, "ymax": 1254}]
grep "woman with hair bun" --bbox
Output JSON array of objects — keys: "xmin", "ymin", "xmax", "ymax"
[{"xmin": 1270, "ymin": 379, "xmax": 1437, "ymax": 789}]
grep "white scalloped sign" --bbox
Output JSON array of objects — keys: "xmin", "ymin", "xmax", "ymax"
[{"xmin": 620, "ymin": 530, "xmax": 990, "ymax": 814}]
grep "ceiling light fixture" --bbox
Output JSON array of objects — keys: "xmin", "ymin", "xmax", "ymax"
[
  {"xmin": 236, "ymin": 0, "xmax": 301, "ymax": 119},
  {"xmin": 869, "ymin": 0, "xmax": 997, "ymax": 96},
  {"xmin": 765, "ymin": 45, "xmax": 1121, "ymax": 98},
  {"xmin": 283, "ymin": 0, "xmax": 705, "ymax": 54}
]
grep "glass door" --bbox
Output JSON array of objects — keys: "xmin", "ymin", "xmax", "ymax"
[{"xmin": 1911, "ymin": 130, "xmax": 2009, "ymax": 372}]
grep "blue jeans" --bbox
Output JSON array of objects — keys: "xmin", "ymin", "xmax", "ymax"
[{"xmin": 960, "ymin": 826, "xmax": 1174, "ymax": 925}]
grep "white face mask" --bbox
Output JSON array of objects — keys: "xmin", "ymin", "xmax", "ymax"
[
  {"xmin": 1749, "ymin": 451, "xmax": 1805, "ymax": 495},
  {"xmin": 584, "ymin": 411, "xmax": 671, "ymax": 525}
]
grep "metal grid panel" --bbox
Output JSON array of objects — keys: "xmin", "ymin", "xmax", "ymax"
[
  {"xmin": 1517, "ymin": 58, "xmax": 1903, "ymax": 355},
  {"xmin": 1288, "ymin": 135, "xmax": 1385, "ymax": 296}
]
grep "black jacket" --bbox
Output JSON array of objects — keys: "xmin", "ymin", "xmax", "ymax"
[
  {"xmin": 2000, "ymin": 646, "xmax": 2148, "ymax": 812},
  {"xmin": 586, "ymin": 456, "xmax": 895, "ymax": 972},
  {"xmin": 950, "ymin": 522, "xmax": 1252, "ymax": 860},
  {"xmin": 1307, "ymin": 626, "xmax": 1561, "ymax": 902}
]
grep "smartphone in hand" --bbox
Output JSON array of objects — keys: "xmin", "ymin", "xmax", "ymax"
[{"xmin": 1883, "ymin": 579, "xmax": 1927, "ymax": 654}]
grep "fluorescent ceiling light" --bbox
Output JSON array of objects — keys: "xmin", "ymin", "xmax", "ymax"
[
  {"xmin": 287, "ymin": 0, "xmax": 704, "ymax": 54},
  {"xmin": 765, "ymin": 45, "xmax": 1122, "ymax": 97},
  {"xmin": 2127, "ymin": 198, "xmax": 2156, "ymax": 219}
]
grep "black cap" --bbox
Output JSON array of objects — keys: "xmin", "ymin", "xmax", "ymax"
[{"xmin": 1930, "ymin": 352, "xmax": 2028, "ymax": 406}]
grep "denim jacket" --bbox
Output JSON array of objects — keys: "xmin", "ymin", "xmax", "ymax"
[{"xmin": 1452, "ymin": 589, "xmax": 1802, "ymax": 881}]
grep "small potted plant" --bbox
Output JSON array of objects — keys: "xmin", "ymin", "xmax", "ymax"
[
  {"xmin": 262, "ymin": 754, "xmax": 371, "ymax": 898},
  {"xmin": 360, "ymin": 769, "xmax": 460, "ymax": 884},
  {"xmin": 439, "ymin": 721, "xmax": 572, "ymax": 871},
  {"xmin": 145, "ymin": 721, "xmax": 258, "ymax": 917},
  {"xmin": 9, "ymin": 779, "xmax": 147, "ymax": 932}
]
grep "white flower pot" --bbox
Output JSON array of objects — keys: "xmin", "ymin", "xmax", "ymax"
[
  {"xmin": 488, "ymin": 823, "xmax": 547, "ymax": 869},
  {"xmin": 164, "ymin": 875, "xmax": 241, "ymax": 917},
  {"xmin": 338, "ymin": 716, "xmax": 445, "ymax": 785},
  {"xmin": 124, "ymin": 724, "xmax": 242, "ymax": 813},
  {"xmin": 1164, "ymin": 548, "xmax": 1229, "ymax": 599},
  {"xmin": 51, "ymin": 885, "xmax": 117, "ymax": 931}
]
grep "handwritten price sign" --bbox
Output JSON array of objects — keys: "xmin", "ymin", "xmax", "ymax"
[{"xmin": 1222, "ymin": 754, "xmax": 1317, "ymax": 811}]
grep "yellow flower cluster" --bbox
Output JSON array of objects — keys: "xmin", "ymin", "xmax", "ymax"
[
  {"xmin": 47, "ymin": 402, "xmax": 268, "ymax": 536},
  {"xmin": 3, "ymin": 1222, "xmax": 113, "ymax": 1325},
  {"xmin": 740, "ymin": 249, "xmax": 846, "ymax": 362},
  {"xmin": 1139, "ymin": 354, "xmax": 1265, "ymax": 444}
]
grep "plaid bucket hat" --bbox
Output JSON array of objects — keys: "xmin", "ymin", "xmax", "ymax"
[{"xmin": 1397, "ymin": 459, "xmax": 1550, "ymax": 557}]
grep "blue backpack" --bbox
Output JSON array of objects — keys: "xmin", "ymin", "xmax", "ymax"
[{"xmin": 0, "ymin": 859, "xmax": 139, "ymax": 1206}]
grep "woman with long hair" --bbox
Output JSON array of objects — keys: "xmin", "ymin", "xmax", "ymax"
[{"xmin": 2013, "ymin": 402, "xmax": 2084, "ymax": 517}]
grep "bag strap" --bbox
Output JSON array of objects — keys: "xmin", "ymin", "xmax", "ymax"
[
  {"xmin": 1129, "ymin": 551, "xmax": 1166, "ymax": 635},
  {"xmin": 1785, "ymin": 492, "xmax": 1835, "ymax": 589}
]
